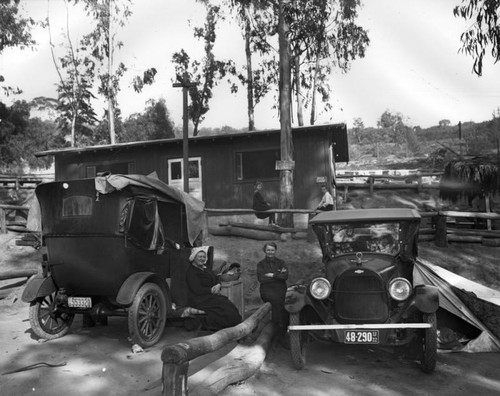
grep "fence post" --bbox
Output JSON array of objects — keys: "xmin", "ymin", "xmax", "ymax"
[
  {"xmin": 369, "ymin": 176, "xmax": 374, "ymax": 195},
  {"xmin": 434, "ymin": 213, "xmax": 448, "ymax": 247},
  {"xmin": 0, "ymin": 208, "xmax": 6, "ymax": 234},
  {"xmin": 162, "ymin": 361, "xmax": 189, "ymax": 396}
]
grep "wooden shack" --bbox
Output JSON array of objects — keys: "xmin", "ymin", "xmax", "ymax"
[{"xmin": 36, "ymin": 123, "xmax": 348, "ymax": 210}]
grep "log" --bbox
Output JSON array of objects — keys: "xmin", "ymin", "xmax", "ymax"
[
  {"xmin": 446, "ymin": 229, "xmax": 500, "ymax": 238},
  {"xmin": 205, "ymin": 208, "xmax": 317, "ymax": 214},
  {"xmin": 447, "ymin": 234, "xmax": 482, "ymax": 243},
  {"xmin": 189, "ymin": 322, "xmax": 274, "ymax": 396},
  {"xmin": 161, "ymin": 303, "xmax": 271, "ymax": 396},
  {"xmin": 208, "ymin": 226, "xmax": 280, "ymax": 240},
  {"xmin": 0, "ymin": 269, "xmax": 38, "ymax": 281},
  {"xmin": 219, "ymin": 221, "xmax": 307, "ymax": 234}
]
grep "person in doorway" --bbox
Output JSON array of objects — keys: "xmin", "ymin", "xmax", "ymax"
[
  {"xmin": 252, "ymin": 181, "xmax": 276, "ymax": 224},
  {"xmin": 257, "ymin": 242, "xmax": 289, "ymax": 348},
  {"xmin": 316, "ymin": 185, "xmax": 334, "ymax": 211},
  {"xmin": 186, "ymin": 246, "xmax": 242, "ymax": 330}
]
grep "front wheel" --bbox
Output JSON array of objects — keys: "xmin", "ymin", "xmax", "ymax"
[
  {"xmin": 128, "ymin": 283, "xmax": 167, "ymax": 348},
  {"xmin": 289, "ymin": 312, "xmax": 307, "ymax": 369},
  {"xmin": 29, "ymin": 292, "xmax": 74, "ymax": 340},
  {"xmin": 420, "ymin": 312, "xmax": 437, "ymax": 373}
]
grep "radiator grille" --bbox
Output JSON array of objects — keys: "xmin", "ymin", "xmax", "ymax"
[{"xmin": 334, "ymin": 271, "xmax": 388, "ymax": 323}]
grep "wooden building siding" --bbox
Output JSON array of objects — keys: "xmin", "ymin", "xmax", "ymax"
[{"xmin": 39, "ymin": 124, "xmax": 348, "ymax": 209}]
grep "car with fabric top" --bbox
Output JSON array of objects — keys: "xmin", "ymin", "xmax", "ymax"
[
  {"xmin": 21, "ymin": 173, "xmax": 206, "ymax": 348},
  {"xmin": 285, "ymin": 208, "xmax": 439, "ymax": 373}
]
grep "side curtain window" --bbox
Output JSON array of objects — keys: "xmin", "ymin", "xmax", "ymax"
[{"xmin": 122, "ymin": 197, "xmax": 164, "ymax": 250}]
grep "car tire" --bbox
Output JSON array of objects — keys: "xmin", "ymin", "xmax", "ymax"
[
  {"xmin": 420, "ymin": 312, "xmax": 437, "ymax": 373},
  {"xmin": 128, "ymin": 282, "xmax": 167, "ymax": 348},
  {"xmin": 289, "ymin": 312, "xmax": 307, "ymax": 369},
  {"xmin": 29, "ymin": 292, "xmax": 74, "ymax": 340}
]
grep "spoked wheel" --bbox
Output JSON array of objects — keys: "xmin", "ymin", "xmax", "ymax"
[
  {"xmin": 29, "ymin": 292, "xmax": 74, "ymax": 340},
  {"xmin": 420, "ymin": 312, "xmax": 437, "ymax": 373},
  {"xmin": 128, "ymin": 283, "xmax": 167, "ymax": 348},
  {"xmin": 289, "ymin": 312, "xmax": 307, "ymax": 369}
]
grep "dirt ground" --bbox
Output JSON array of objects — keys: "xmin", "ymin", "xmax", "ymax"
[
  {"xmin": 1, "ymin": 228, "xmax": 500, "ymax": 395},
  {"xmin": 1, "ymin": 186, "xmax": 500, "ymax": 395}
]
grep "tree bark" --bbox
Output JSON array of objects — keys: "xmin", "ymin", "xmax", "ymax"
[
  {"xmin": 278, "ymin": 0, "xmax": 294, "ymax": 228},
  {"xmin": 244, "ymin": 15, "xmax": 255, "ymax": 131},
  {"xmin": 189, "ymin": 322, "xmax": 274, "ymax": 396},
  {"xmin": 108, "ymin": 0, "xmax": 115, "ymax": 144},
  {"xmin": 294, "ymin": 51, "xmax": 303, "ymax": 126}
]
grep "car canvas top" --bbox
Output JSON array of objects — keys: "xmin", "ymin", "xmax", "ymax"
[{"xmin": 309, "ymin": 208, "xmax": 421, "ymax": 224}]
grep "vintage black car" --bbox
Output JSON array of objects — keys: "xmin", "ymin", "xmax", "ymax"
[
  {"xmin": 22, "ymin": 174, "xmax": 206, "ymax": 348},
  {"xmin": 285, "ymin": 208, "xmax": 439, "ymax": 373}
]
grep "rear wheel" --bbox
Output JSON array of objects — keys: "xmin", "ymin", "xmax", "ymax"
[
  {"xmin": 128, "ymin": 283, "xmax": 167, "ymax": 348},
  {"xmin": 420, "ymin": 312, "xmax": 437, "ymax": 373},
  {"xmin": 289, "ymin": 312, "xmax": 307, "ymax": 369},
  {"xmin": 29, "ymin": 292, "xmax": 74, "ymax": 340}
]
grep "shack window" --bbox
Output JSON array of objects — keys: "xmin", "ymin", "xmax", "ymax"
[
  {"xmin": 62, "ymin": 196, "xmax": 93, "ymax": 217},
  {"xmin": 86, "ymin": 162, "xmax": 136, "ymax": 178},
  {"xmin": 235, "ymin": 149, "xmax": 280, "ymax": 181}
]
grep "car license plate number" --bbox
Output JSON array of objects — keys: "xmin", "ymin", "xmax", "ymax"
[
  {"xmin": 344, "ymin": 330, "xmax": 379, "ymax": 344},
  {"xmin": 68, "ymin": 297, "xmax": 92, "ymax": 308}
]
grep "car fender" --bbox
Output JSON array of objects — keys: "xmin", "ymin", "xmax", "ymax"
[
  {"xmin": 414, "ymin": 284, "xmax": 439, "ymax": 313},
  {"xmin": 21, "ymin": 274, "xmax": 56, "ymax": 303},
  {"xmin": 116, "ymin": 272, "xmax": 170, "ymax": 306},
  {"xmin": 285, "ymin": 286, "xmax": 306, "ymax": 313}
]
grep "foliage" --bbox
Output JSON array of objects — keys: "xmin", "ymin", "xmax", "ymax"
[
  {"xmin": 454, "ymin": 1, "xmax": 500, "ymax": 76},
  {"xmin": 0, "ymin": 0, "xmax": 36, "ymax": 95},
  {"xmin": 172, "ymin": 4, "xmax": 236, "ymax": 136},
  {"xmin": 119, "ymin": 98, "xmax": 175, "ymax": 142},
  {"xmin": 0, "ymin": 100, "xmax": 65, "ymax": 171},
  {"xmin": 440, "ymin": 159, "xmax": 499, "ymax": 202}
]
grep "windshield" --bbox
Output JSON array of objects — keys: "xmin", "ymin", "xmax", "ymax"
[{"xmin": 318, "ymin": 222, "xmax": 400, "ymax": 257}]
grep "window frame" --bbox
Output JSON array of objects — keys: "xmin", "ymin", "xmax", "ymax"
[{"xmin": 234, "ymin": 147, "xmax": 280, "ymax": 183}]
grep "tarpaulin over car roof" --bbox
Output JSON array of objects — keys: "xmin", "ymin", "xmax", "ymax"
[
  {"xmin": 414, "ymin": 258, "xmax": 500, "ymax": 352},
  {"xmin": 95, "ymin": 173, "xmax": 205, "ymax": 245}
]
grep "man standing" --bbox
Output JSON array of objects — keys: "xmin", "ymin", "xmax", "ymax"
[{"xmin": 316, "ymin": 185, "xmax": 334, "ymax": 211}]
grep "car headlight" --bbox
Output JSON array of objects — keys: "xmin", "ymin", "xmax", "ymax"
[
  {"xmin": 389, "ymin": 277, "xmax": 412, "ymax": 301},
  {"xmin": 309, "ymin": 277, "xmax": 331, "ymax": 300}
]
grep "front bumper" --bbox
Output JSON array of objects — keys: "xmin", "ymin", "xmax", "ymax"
[{"xmin": 288, "ymin": 323, "xmax": 431, "ymax": 331}]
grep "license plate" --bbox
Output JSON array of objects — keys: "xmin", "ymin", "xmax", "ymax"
[
  {"xmin": 344, "ymin": 330, "xmax": 379, "ymax": 344},
  {"xmin": 68, "ymin": 297, "xmax": 92, "ymax": 308}
]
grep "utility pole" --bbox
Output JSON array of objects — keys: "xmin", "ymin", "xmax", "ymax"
[{"xmin": 173, "ymin": 74, "xmax": 197, "ymax": 194}]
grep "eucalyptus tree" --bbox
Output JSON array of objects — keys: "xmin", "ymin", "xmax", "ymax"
[
  {"xmin": 0, "ymin": 0, "xmax": 36, "ymax": 95},
  {"xmin": 67, "ymin": 0, "xmax": 156, "ymax": 145},
  {"xmin": 47, "ymin": 0, "xmax": 97, "ymax": 147},
  {"xmin": 172, "ymin": 3, "xmax": 236, "ymax": 136},
  {"xmin": 454, "ymin": 1, "xmax": 500, "ymax": 76},
  {"xmin": 223, "ymin": 0, "xmax": 276, "ymax": 131}
]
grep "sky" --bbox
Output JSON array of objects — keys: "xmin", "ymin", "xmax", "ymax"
[{"xmin": 1, "ymin": 0, "xmax": 500, "ymax": 130}]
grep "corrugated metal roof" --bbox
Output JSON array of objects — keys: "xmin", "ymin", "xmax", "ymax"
[{"xmin": 35, "ymin": 123, "xmax": 346, "ymax": 157}]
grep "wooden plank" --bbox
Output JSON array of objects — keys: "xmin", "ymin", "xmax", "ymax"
[
  {"xmin": 0, "ymin": 269, "xmax": 38, "ymax": 281},
  {"xmin": 219, "ymin": 221, "xmax": 307, "ymax": 233},
  {"xmin": 209, "ymin": 226, "xmax": 281, "ymax": 240},
  {"xmin": 440, "ymin": 210, "xmax": 500, "ymax": 220},
  {"xmin": 205, "ymin": 208, "xmax": 317, "ymax": 214}
]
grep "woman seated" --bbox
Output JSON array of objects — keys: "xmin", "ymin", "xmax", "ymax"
[{"xmin": 186, "ymin": 246, "xmax": 242, "ymax": 330}]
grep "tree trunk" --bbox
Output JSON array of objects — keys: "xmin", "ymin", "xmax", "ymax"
[
  {"xmin": 108, "ymin": 0, "xmax": 115, "ymax": 144},
  {"xmin": 294, "ymin": 50, "xmax": 303, "ymax": 126},
  {"xmin": 310, "ymin": 54, "xmax": 320, "ymax": 125},
  {"xmin": 244, "ymin": 15, "xmax": 255, "ymax": 131},
  {"xmin": 278, "ymin": 0, "xmax": 294, "ymax": 228}
]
